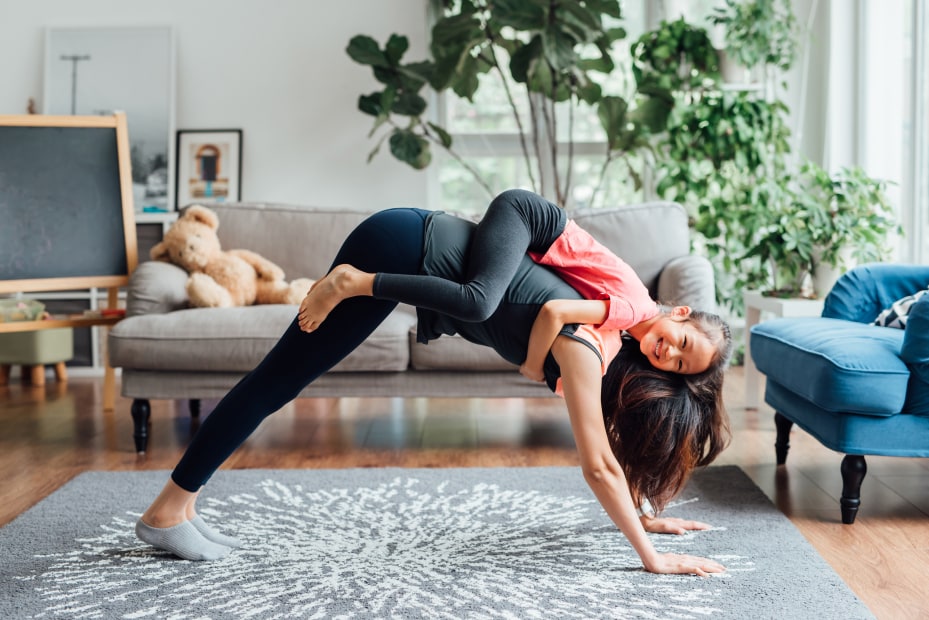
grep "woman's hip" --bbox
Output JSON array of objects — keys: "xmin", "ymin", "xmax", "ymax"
[{"xmin": 331, "ymin": 207, "xmax": 429, "ymax": 274}]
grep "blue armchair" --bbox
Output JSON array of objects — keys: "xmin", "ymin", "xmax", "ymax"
[{"xmin": 749, "ymin": 263, "xmax": 929, "ymax": 523}]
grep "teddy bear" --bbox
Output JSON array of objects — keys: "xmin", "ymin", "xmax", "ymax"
[{"xmin": 150, "ymin": 205, "xmax": 315, "ymax": 308}]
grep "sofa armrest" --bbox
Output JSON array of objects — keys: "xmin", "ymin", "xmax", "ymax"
[
  {"xmin": 903, "ymin": 297, "xmax": 929, "ymax": 376},
  {"xmin": 126, "ymin": 261, "xmax": 190, "ymax": 317},
  {"xmin": 823, "ymin": 263, "xmax": 929, "ymax": 323},
  {"xmin": 656, "ymin": 255, "xmax": 716, "ymax": 313},
  {"xmin": 901, "ymin": 297, "xmax": 929, "ymax": 414}
]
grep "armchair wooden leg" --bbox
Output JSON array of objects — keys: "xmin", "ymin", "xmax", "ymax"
[
  {"xmin": 0, "ymin": 364, "xmax": 9, "ymax": 386},
  {"xmin": 131, "ymin": 399, "xmax": 151, "ymax": 454},
  {"xmin": 774, "ymin": 412, "xmax": 794, "ymax": 465},
  {"xmin": 840, "ymin": 454, "xmax": 867, "ymax": 524}
]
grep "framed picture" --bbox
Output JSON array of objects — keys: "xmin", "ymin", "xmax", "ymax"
[
  {"xmin": 175, "ymin": 129, "xmax": 243, "ymax": 207},
  {"xmin": 44, "ymin": 26, "xmax": 176, "ymax": 212}
]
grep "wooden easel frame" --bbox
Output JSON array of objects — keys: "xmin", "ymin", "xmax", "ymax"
[{"xmin": 0, "ymin": 113, "xmax": 138, "ymax": 410}]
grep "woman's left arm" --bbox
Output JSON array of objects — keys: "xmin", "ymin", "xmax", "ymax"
[{"xmin": 551, "ymin": 335, "xmax": 725, "ymax": 576}]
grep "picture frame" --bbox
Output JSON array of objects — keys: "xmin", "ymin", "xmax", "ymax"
[
  {"xmin": 175, "ymin": 129, "xmax": 243, "ymax": 208},
  {"xmin": 43, "ymin": 25, "xmax": 176, "ymax": 212}
]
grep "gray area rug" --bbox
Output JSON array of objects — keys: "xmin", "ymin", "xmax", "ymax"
[{"xmin": 0, "ymin": 466, "xmax": 871, "ymax": 619}]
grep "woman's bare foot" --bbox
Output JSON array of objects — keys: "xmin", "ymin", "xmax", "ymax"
[{"xmin": 297, "ymin": 264, "xmax": 373, "ymax": 332}]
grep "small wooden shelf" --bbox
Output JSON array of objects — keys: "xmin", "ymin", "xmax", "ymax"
[{"xmin": 0, "ymin": 316, "xmax": 123, "ymax": 334}]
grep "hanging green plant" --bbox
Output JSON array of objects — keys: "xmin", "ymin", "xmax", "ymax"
[
  {"xmin": 710, "ymin": 0, "xmax": 799, "ymax": 71},
  {"xmin": 631, "ymin": 18, "xmax": 720, "ymax": 92}
]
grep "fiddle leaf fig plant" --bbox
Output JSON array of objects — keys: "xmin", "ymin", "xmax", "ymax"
[{"xmin": 346, "ymin": 0, "xmax": 673, "ymax": 207}]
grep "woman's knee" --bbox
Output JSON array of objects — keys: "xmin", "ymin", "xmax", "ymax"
[{"xmin": 454, "ymin": 298, "xmax": 498, "ymax": 322}]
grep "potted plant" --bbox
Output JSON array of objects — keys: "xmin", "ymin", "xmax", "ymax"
[
  {"xmin": 630, "ymin": 17, "xmax": 720, "ymax": 93},
  {"xmin": 710, "ymin": 0, "xmax": 799, "ymax": 82},
  {"xmin": 746, "ymin": 162, "xmax": 901, "ymax": 298},
  {"xmin": 796, "ymin": 162, "xmax": 901, "ymax": 296},
  {"xmin": 653, "ymin": 90, "xmax": 792, "ymax": 312}
]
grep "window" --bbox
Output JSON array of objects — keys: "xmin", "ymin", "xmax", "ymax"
[
  {"xmin": 855, "ymin": 0, "xmax": 929, "ymax": 263},
  {"xmin": 906, "ymin": 0, "xmax": 929, "ymax": 261}
]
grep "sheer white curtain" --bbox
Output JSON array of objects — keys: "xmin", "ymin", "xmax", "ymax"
[{"xmin": 791, "ymin": 0, "xmax": 919, "ymax": 261}]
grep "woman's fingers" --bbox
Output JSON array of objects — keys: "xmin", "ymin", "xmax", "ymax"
[{"xmin": 649, "ymin": 553, "xmax": 726, "ymax": 577}]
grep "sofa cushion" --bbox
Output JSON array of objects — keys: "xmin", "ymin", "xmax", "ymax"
[
  {"xmin": 571, "ymin": 202, "xmax": 689, "ymax": 294},
  {"xmin": 750, "ymin": 317, "xmax": 908, "ymax": 416},
  {"xmin": 110, "ymin": 306, "xmax": 415, "ymax": 373},
  {"xmin": 409, "ymin": 331, "xmax": 517, "ymax": 371},
  {"xmin": 211, "ymin": 203, "xmax": 372, "ymax": 282}
]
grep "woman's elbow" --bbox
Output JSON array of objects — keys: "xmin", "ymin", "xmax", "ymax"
[{"xmin": 581, "ymin": 462, "xmax": 620, "ymax": 487}]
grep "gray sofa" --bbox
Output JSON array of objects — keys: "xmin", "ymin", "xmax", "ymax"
[{"xmin": 109, "ymin": 201, "xmax": 715, "ymax": 452}]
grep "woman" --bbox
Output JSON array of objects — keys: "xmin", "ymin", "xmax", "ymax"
[
  {"xmin": 298, "ymin": 189, "xmax": 729, "ymax": 381},
  {"xmin": 136, "ymin": 206, "xmax": 731, "ymax": 577}
]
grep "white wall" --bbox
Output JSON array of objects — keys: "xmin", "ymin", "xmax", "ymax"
[{"xmin": 0, "ymin": 0, "xmax": 432, "ymax": 210}]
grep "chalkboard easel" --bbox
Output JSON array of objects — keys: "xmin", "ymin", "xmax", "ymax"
[{"xmin": 0, "ymin": 113, "xmax": 138, "ymax": 410}]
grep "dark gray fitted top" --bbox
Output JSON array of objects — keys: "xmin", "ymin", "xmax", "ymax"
[{"xmin": 416, "ymin": 212, "xmax": 601, "ymax": 392}]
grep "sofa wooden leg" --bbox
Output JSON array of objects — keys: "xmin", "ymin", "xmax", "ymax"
[
  {"xmin": 28, "ymin": 365, "xmax": 46, "ymax": 386},
  {"xmin": 774, "ymin": 412, "xmax": 794, "ymax": 465},
  {"xmin": 840, "ymin": 454, "xmax": 867, "ymax": 524},
  {"xmin": 131, "ymin": 399, "xmax": 151, "ymax": 454},
  {"xmin": 189, "ymin": 399, "xmax": 201, "ymax": 418},
  {"xmin": 53, "ymin": 361, "xmax": 68, "ymax": 383}
]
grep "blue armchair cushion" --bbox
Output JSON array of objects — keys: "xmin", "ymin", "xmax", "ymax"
[{"xmin": 751, "ymin": 317, "xmax": 909, "ymax": 416}]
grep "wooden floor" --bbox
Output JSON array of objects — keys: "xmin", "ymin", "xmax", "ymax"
[{"xmin": 2, "ymin": 366, "xmax": 927, "ymax": 619}]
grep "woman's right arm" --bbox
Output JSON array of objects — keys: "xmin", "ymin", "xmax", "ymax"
[{"xmin": 521, "ymin": 299, "xmax": 610, "ymax": 381}]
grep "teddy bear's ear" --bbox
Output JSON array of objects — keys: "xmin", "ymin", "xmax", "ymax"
[
  {"xmin": 150, "ymin": 241, "xmax": 171, "ymax": 262},
  {"xmin": 182, "ymin": 205, "xmax": 220, "ymax": 230}
]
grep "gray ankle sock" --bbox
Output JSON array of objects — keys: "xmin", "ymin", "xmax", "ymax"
[
  {"xmin": 135, "ymin": 519, "xmax": 231, "ymax": 561},
  {"xmin": 191, "ymin": 515, "xmax": 243, "ymax": 549}
]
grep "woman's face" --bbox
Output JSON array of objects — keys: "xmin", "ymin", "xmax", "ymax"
[{"xmin": 637, "ymin": 310, "xmax": 715, "ymax": 375}]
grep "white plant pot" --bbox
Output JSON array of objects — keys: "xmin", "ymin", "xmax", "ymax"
[
  {"xmin": 811, "ymin": 246, "xmax": 855, "ymax": 299},
  {"xmin": 716, "ymin": 48, "xmax": 750, "ymax": 84}
]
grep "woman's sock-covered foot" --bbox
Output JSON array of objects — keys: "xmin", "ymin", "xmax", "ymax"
[
  {"xmin": 135, "ymin": 519, "xmax": 231, "ymax": 561},
  {"xmin": 191, "ymin": 515, "xmax": 244, "ymax": 549}
]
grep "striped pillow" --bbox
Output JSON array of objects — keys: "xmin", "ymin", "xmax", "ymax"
[{"xmin": 872, "ymin": 289, "xmax": 929, "ymax": 329}]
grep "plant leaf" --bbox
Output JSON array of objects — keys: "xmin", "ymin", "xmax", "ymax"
[
  {"xmin": 389, "ymin": 130, "xmax": 431, "ymax": 169},
  {"xmin": 492, "ymin": 0, "xmax": 547, "ymax": 30},
  {"xmin": 357, "ymin": 92, "xmax": 383, "ymax": 117},
  {"xmin": 427, "ymin": 122, "xmax": 453, "ymax": 148},
  {"xmin": 391, "ymin": 92, "xmax": 428, "ymax": 116},
  {"xmin": 385, "ymin": 34, "xmax": 409, "ymax": 65},
  {"xmin": 346, "ymin": 35, "xmax": 389, "ymax": 68},
  {"xmin": 510, "ymin": 36, "xmax": 542, "ymax": 83},
  {"xmin": 597, "ymin": 95, "xmax": 629, "ymax": 151}
]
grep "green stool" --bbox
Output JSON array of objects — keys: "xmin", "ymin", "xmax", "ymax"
[{"xmin": 0, "ymin": 329, "xmax": 74, "ymax": 386}]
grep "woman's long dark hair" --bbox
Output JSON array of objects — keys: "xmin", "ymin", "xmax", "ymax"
[{"xmin": 601, "ymin": 336, "xmax": 730, "ymax": 513}]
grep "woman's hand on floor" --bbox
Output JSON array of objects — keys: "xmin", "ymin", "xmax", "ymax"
[
  {"xmin": 640, "ymin": 515, "xmax": 713, "ymax": 535},
  {"xmin": 644, "ymin": 552, "xmax": 726, "ymax": 577}
]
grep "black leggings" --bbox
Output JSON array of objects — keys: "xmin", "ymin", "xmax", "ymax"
[
  {"xmin": 171, "ymin": 208, "xmax": 430, "ymax": 492},
  {"xmin": 373, "ymin": 189, "xmax": 565, "ymax": 322}
]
